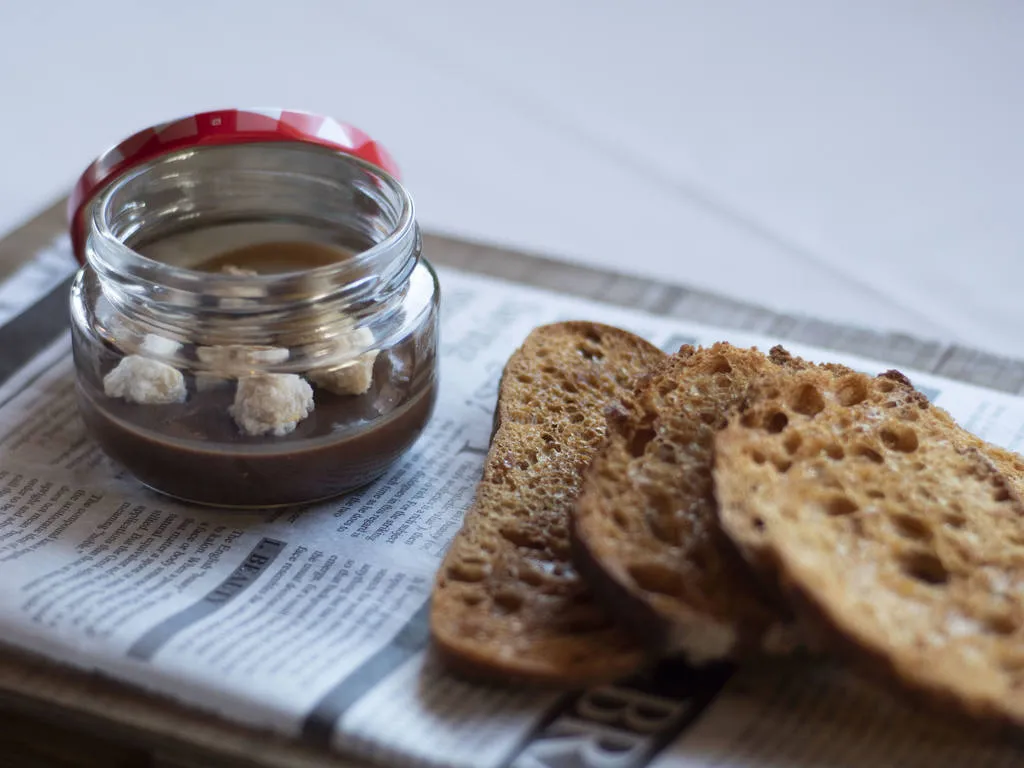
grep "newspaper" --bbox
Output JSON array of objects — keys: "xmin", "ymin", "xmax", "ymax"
[{"xmin": 0, "ymin": 243, "xmax": 1021, "ymax": 768}]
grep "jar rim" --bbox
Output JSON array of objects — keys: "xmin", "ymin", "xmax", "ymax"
[{"xmin": 85, "ymin": 141, "xmax": 417, "ymax": 307}]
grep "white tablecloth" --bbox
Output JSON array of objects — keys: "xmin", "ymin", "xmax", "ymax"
[{"xmin": 1, "ymin": 0, "xmax": 1021, "ymax": 354}]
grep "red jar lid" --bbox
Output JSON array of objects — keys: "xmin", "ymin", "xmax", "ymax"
[{"xmin": 67, "ymin": 108, "xmax": 401, "ymax": 264}]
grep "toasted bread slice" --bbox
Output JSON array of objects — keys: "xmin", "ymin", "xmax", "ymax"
[
  {"xmin": 571, "ymin": 343, "xmax": 803, "ymax": 664},
  {"xmin": 967, "ymin": 438, "xmax": 1024, "ymax": 494},
  {"xmin": 714, "ymin": 366, "xmax": 1024, "ymax": 727},
  {"xmin": 430, "ymin": 322, "xmax": 665, "ymax": 685}
]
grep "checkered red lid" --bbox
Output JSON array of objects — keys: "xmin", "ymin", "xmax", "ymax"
[{"xmin": 68, "ymin": 108, "xmax": 401, "ymax": 264}]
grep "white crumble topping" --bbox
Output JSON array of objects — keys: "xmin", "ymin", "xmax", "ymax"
[
  {"xmin": 194, "ymin": 345, "xmax": 289, "ymax": 392},
  {"xmin": 218, "ymin": 264, "xmax": 264, "ymax": 306},
  {"xmin": 221, "ymin": 265, "xmax": 259, "ymax": 277},
  {"xmin": 138, "ymin": 333, "xmax": 180, "ymax": 357},
  {"xmin": 194, "ymin": 345, "xmax": 290, "ymax": 393},
  {"xmin": 103, "ymin": 355, "xmax": 187, "ymax": 405},
  {"xmin": 307, "ymin": 354, "xmax": 377, "ymax": 396},
  {"xmin": 307, "ymin": 325, "xmax": 378, "ymax": 396},
  {"xmin": 229, "ymin": 374, "xmax": 314, "ymax": 436},
  {"xmin": 196, "ymin": 344, "xmax": 290, "ymax": 372}
]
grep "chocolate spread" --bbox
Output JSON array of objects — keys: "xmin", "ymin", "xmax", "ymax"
[{"xmin": 80, "ymin": 239, "xmax": 437, "ymax": 507}]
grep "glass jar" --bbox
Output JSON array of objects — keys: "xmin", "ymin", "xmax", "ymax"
[{"xmin": 69, "ymin": 125, "xmax": 439, "ymax": 508}]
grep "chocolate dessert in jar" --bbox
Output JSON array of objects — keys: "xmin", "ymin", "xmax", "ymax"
[{"xmin": 67, "ymin": 109, "xmax": 439, "ymax": 508}]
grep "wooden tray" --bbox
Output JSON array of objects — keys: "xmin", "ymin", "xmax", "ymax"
[{"xmin": 0, "ymin": 199, "xmax": 1022, "ymax": 767}]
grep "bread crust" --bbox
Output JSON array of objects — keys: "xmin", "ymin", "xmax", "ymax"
[
  {"xmin": 430, "ymin": 322, "xmax": 665, "ymax": 685},
  {"xmin": 571, "ymin": 343, "xmax": 803, "ymax": 664},
  {"xmin": 715, "ymin": 364, "xmax": 1024, "ymax": 727}
]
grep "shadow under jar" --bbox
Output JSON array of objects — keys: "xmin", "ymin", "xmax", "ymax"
[{"xmin": 70, "ymin": 143, "xmax": 439, "ymax": 508}]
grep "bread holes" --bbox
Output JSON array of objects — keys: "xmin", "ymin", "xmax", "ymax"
[
  {"xmin": 783, "ymin": 432, "xmax": 802, "ymax": 455},
  {"xmin": 852, "ymin": 444, "xmax": 884, "ymax": 464},
  {"xmin": 647, "ymin": 491, "xmax": 677, "ymax": 521},
  {"xmin": 824, "ymin": 444, "xmax": 845, "ymax": 460},
  {"xmin": 700, "ymin": 410, "xmax": 719, "ymax": 426},
  {"xmin": 561, "ymin": 380, "xmax": 579, "ymax": 395},
  {"xmin": 479, "ymin": 539, "xmax": 498, "ymax": 554},
  {"xmin": 823, "ymin": 495, "xmax": 858, "ymax": 517},
  {"xmin": 583, "ymin": 327, "xmax": 602, "ymax": 345},
  {"xmin": 891, "ymin": 514, "xmax": 933, "ymax": 542},
  {"xmin": 819, "ymin": 474, "xmax": 843, "ymax": 491},
  {"xmin": 750, "ymin": 449, "xmax": 767, "ymax": 465},
  {"xmin": 516, "ymin": 373, "xmax": 533, "ymax": 384},
  {"xmin": 461, "ymin": 591, "xmax": 484, "ymax": 606},
  {"xmin": 657, "ymin": 380, "xmax": 678, "ymax": 397},
  {"xmin": 655, "ymin": 442, "xmax": 676, "ymax": 464},
  {"xmin": 772, "ymin": 456, "xmax": 792, "ymax": 473},
  {"xmin": 499, "ymin": 525, "xmax": 546, "ymax": 550},
  {"xmin": 647, "ymin": 513, "xmax": 681, "ymax": 546},
  {"xmin": 709, "ymin": 355, "xmax": 733, "ymax": 374},
  {"xmin": 898, "ymin": 551, "xmax": 949, "ymax": 586},
  {"xmin": 765, "ymin": 411, "xmax": 789, "ymax": 434},
  {"xmin": 578, "ymin": 343, "xmax": 605, "ymax": 362},
  {"xmin": 611, "ymin": 509, "xmax": 630, "ymax": 531},
  {"xmin": 984, "ymin": 613, "xmax": 1016, "ymax": 636},
  {"xmin": 627, "ymin": 427, "xmax": 656, "ymax": 458},
  {"xmin": 836, "ymin": 375, "xmax": 869, "ymax": 406},
  {"xmin": 752, "ymin": 516, "xmax": 766, "ymax": 532},
  {"xmin": 447, "ymin": 561, "xmax": 488, "ymax": 583},
  {"xmin": 740, "ymin": 411, "xmax": 759, "ymax": 429},
  {"xmin": 943, "ymin": 502, "xmax": 966, "ymax": 529},
  {"xmin": 626, "ymin": 562, "xmax": 680, "ymax": 597},
  {"xmin": 569, "ymin": 412, "xmax": 585, "ymax": 424},
  {"xmin": 866, "ymin": 488, "xmax": 885, "ymax": 499},
  {"xmin": 877, "ymin": 379, "xmax": 896, "ymax": 393},
  {"xmin": 790, "ymin": 383, "xmax": 826, "ymax": 416},
  {"xmin": 993, "ymin": 484, "xmax": 1012, "ymax": 503},
  {"xmin": 493, "ymin": 589, "xmax": 525, "ymax": 614},
  {"xmin": 879, "ymin": 423, "xmax": 919, "ymax": 453}
]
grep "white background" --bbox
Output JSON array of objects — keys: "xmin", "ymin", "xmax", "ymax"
[{"xmin": 1, "ymin": 1, "xmax": 1021, "ymax": 356}]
